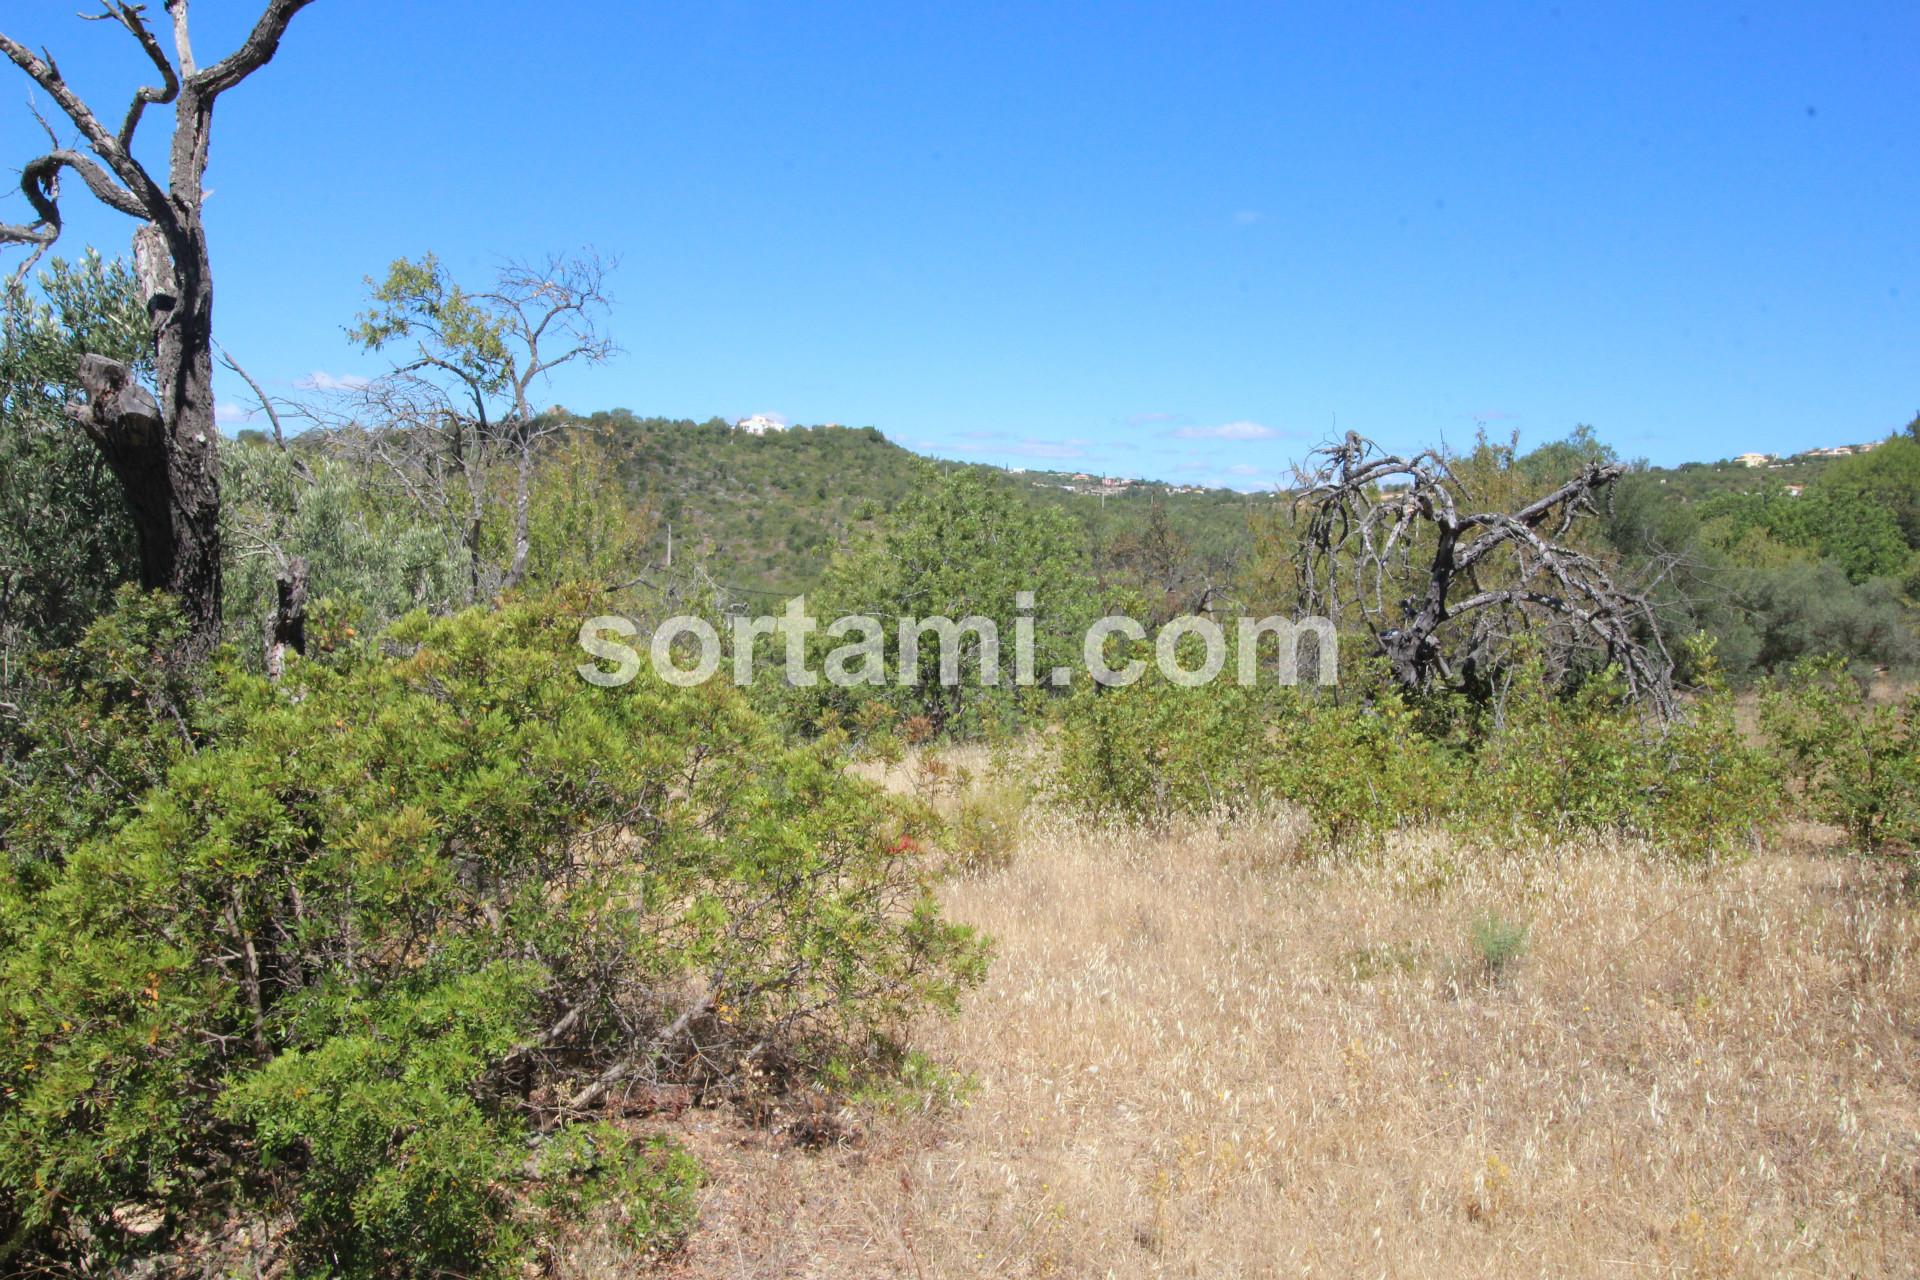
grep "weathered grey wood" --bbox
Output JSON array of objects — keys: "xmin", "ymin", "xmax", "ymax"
[{"xmin": 1292, "ymin": 432, "xmax": 1675, "ymax": 717}]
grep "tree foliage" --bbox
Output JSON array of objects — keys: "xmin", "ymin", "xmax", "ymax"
[
  {"xmin": 798, "ymin": 468, "xmax": 1099, "ymax": 736},
  {"xmin": 0, "ymin": 254, "xmax": 146, "ymax": 679}
]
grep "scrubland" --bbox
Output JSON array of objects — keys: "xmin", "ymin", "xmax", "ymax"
[{"xmin": 661, "ymin": 778, "xmax": 1919, "ymax": 1279}]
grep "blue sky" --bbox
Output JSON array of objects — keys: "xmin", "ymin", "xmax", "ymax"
[{"xmin": 4, "ymin": 1, "xmax": 1915, "ymax": 489}]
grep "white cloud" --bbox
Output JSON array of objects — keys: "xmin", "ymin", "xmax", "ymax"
[
  {"xmin": 1007, "ymin": 438, "xmax": 1092, "ymax": 460},
  {"xmin": 1232, "ymin": 210, "xmax": 1262, "ymax": 226},
  {"xmin": 215, "ymin": 401, "xmax": 255, "ymax": 426},
  {"xmin": 295, "ymin": 370, "xmax": 371, "ymax": 393},
  {"xmin": 1174, "ymin": 420, "xmax": 1276, "ymax": 441}
]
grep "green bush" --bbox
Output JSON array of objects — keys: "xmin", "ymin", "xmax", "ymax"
[
  {"xmin": 534, "ymin": 1123, "xmax": 705, "ymax": 1258},
  {"xmin": 1469, "ymin": 663, "xmax": 1650, "ymax": 840},
  {"xmin": 1051, "ymin": 636, "xmax": 1779, "ymax": 860},
  {"xmin": 944, "ymin": 779, "xmax": 1028, "ymax": 872},
  {"xmin": 1647, "ymin": 635, "xmax": 1782, "ymax": 860},
  {"xmin": 0, "ymin": 592, "xmax": 985, "ymax": 1275},
  {"xmin": 0, "ymin": 253, "xmax": 147, "ymax": 676},
  {"xmin": 1468, "ymin": 911, "xmax": 1528, "ymax": 981},
  {"xmin": 1051, "ymin": 655, "xmax": 1460, "ymax": 851},
  {"xmin": 1051, "ymin": 665, "xmax": 1271, "ymax": 828},
  {"xmin": 1762, "ymin": 656, "xmax": 1920, "ymax": 854},
  {"xmin": 1263, "ymin": 675, "xmax": 1461, "ymax": 851},
  {"xmin": 225, "ymin": 966, "xmax": 548, "ymax": 1274},
  {"xmin": 789, "ymin": 468, "xmax": 1099, "ymax": 739}
]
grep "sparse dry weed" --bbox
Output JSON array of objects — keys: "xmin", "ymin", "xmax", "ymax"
[{"xmin": 655, "ymin": 785, "xmax": 1920, "ymax": 1278}]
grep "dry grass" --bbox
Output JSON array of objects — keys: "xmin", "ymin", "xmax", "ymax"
[{"xmin": 651, "ymin": 777, "xmax": 1920, "ymax": 1278}]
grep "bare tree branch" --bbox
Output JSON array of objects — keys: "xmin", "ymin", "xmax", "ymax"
[
  {"xmin": 79, "ymin": 2, "xmax": 181, "ymax": 151},
  {"xmin": 216, "ymin": 340, "xmax": 294, "ymax": 453},
  {"xmin": 23, "ymin": 150, "xmax": 148, "ymax": 221},
  {"xmin": 165, "ymin": 0, "xmax": 196, "ymax": 78},
  {"xmin": 1290, "ymin": 432, "xmax": 1675, "ymax": 716},
  {"xmin": 191, "ymin": 0, "xmax": 316, "ymax": 98},
  {"xmin": 0, "ymin": 33, "xmax": 162, "ymax": 208}
]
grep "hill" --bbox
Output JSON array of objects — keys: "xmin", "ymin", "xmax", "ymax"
[
  {"xmin": 578, "ymin": 410, "xmax": 1918, "ymax": 606},
  {"xmin": 574, "ymin": 410, "xmax": 1258, "ymax": 599},
  {"xmin": 1639, "ymin": 444, "xmax": 1880, "ymax": 503}
]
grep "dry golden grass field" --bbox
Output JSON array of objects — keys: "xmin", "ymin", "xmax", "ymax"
[{"xmin": 639, "ymin": 759, "xmax": 1920, "ymax": 1280}]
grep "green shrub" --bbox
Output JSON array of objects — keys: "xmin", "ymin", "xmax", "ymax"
[
  {"xmin": 0, "ymin": 592, "xmax": 985, "ymax": 1275},
  {"xmin": 0, "ymin": 253, "xmax": 147, "ymax": 675},
  {"xmin": 1648, "ymin": 635, "xmax": 1782, "ymax": 860},
  {"xmin": 1051, "ymin": 656, "xmax": 1463, "ymax": 852},
  {"xmin": 224, "ymin": 966, "xmax": 548, "ymax": 1275},
  {"xmin": 790, "ymin": 468, "xmax": 1099, "ymax": 739},
  {"xmin": 1470, "ymin": 662, "xmax": 1651, "ymax": 840},
  {"xmin": 1468, "ymin": 911, "xmax": 1528, "ymax": 981},
  {"xmin": 1051, "ymin": 665, "xmax": 1271, "ymax": 827},
  {"xmin": 1762, "ymin": 656, "xmax": 1920, "ymax": 854},
  {"xmin": 534, "ymin": 1124, "xmax": 704, "ymax": 1258},
  {"xmin": 1051, "ymin": 637, "xmax": 1778, "ymax": 861},
  {"xmin": 820, "ymin": 1044, "xmax": 977, "ymax": 1116},
  {"xmin": 1262, "ymin": 673, "xmax": 1461, "ymax": 851},
  {"xmin": 944, "ymin": 779, "xmax": 1028, "ymax": 872}
]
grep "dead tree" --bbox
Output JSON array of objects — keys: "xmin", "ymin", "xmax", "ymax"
[
  {"xmin": 321, "ymin": 373, "xmax": 500, "ymax": 604},
  {"xmin": 343, "ymin": 252, "xmax": 618, "ymax": 601},
  {"xmin": 220, "ymin": 342, "xmax": 310, "ymax": 676},
  {"xmin": 0, "ymin": 0, "xmax": 317, "ymax": 660},
  {"xmin": 1292, "ymin": 432, "xmax": 1675, "ymax": 716},
  {"xmin": 262, "ymin": 553, "xmax": 306, "ymax": 680}
]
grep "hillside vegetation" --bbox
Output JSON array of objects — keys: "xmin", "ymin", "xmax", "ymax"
[
  {"xmin": 572, "ymin": 409, "xmax": 1257, "ymax": 601},
  {"xmin": 1, "ymin": 5, "xmax": 1915, "ymax": 1276}
]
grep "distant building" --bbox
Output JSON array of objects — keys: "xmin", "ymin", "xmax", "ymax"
[
  {"xmin": 1734, "ymin": 452, "xmax": 1773, "ymax": 468},
  {"xmin": 1784, "ymin": 484, "xmax": 1805, "ymax": 497},
  {"xmin": 736, "ymin": 414, "xmax": 786, "ymax": 436}
]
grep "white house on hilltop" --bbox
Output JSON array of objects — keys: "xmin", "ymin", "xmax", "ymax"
[{"xmin": 736, "ymin": 414, "xmax": 786, "ymax": 436}]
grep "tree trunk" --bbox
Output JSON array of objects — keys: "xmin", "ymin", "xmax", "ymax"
[
  {"xmin": 132, "ymin": 221, "xmax": 223, "ymax": 660},
  {"xmin": 503, "ymin": 430, "xmax": 533, "ymax": 591},
  {"xmin": 263, "ymin": 554, "xmax": 307, "ymax": 680},
  {"xmin": 71, "ymin": 225, "xmax": 222, "ymax": 660}
]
